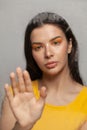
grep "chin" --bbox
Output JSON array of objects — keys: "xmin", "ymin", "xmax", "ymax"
[{"xmin": 44, "ymin": 68, "xmax": 61, "ymax": 76}]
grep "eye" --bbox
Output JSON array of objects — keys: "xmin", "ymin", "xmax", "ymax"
[
  {"xmin": 52, "ymin": 37, "xmax": 62, "ymax": 45},
  {"xmin": 35, "ymin": 46, "xmax": 42, "ymax": 51},
  {"xmin": 53, "ymin": 41, "xmax": 59, "ymax": 45},
  {"xmin": 32, "ymin": 44, "xmax": 43, "ymax": 51}
]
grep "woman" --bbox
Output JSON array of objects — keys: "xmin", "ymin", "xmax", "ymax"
[{"xmin": 0, "ymin": 12, "xmax": 87, "ymax": 130}]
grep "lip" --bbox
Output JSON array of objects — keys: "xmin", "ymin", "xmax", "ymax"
[{"xmin": 45, "ymin": 61, "xmax": 58, "ymax": 69}]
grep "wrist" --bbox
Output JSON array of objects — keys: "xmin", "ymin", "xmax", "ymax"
[{"xmin": 13, "ymin": 121, "xmax": 35, "ymax": 130}]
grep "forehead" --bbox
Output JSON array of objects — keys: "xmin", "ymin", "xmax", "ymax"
[{"xmin": 30, "ymin": 24, "xmax": 65, "ymax": 43}]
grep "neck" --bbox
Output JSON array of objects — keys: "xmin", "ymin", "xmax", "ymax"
[
  {"xmin": 38, "ymin": 66, "xmax": 82, "ymax": 106},
  {"xmin": 40, "ymin": 66, "xmax": 78, "ymax": 94}
]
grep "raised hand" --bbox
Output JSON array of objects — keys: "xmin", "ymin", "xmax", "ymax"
[{"xmin": 5, "ymin": 67, "xmax": 46, "ymax": 128}]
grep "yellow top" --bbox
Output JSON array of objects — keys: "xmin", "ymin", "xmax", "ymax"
[{"xmin": 32, "ymin": 80, "xmax": 87, "ymax": 130}]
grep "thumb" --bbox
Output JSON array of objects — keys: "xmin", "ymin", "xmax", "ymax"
[
  {"xmin": 40, "ymin": 86, "xmax": 47, "ymax": 99},
  {"xmin": 37, "ymin": 87, "xmax": 47, "ymax": 105}
]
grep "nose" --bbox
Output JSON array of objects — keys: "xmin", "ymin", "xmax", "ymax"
[{"xmin": 45, "ymin": 43, "xmax": 53, "ymax": 58}]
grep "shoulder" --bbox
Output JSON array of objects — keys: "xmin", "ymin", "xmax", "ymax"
[
  {"xmin": 71, "ymin": 86, "xmax": 87, "ymax": 114},
  {"xmin": 78, "ymin": 86, "xmax": 87, "ymax": 114},
  {"xmin": 32, "ymin": 80, "xmax": 38, "ymax": 87},
  {"xmin": 80, "ymin": 86, "xmax": 87, "ymax": 101}
]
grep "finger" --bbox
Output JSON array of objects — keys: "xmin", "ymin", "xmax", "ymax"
[
  {"xmin": 23, "ymin": 70, "xmax": 33, "ymax": 92},
  {"xmin": 4, "ymin": 84, "xmax": 13, "ymax": 103},
  {"xmin": 10, "ymin": 72, "xmax": 19, "ymax": 95},
  {"xmin": 16, "ymin": 67, "xmax": 25, "ymax": 92}
]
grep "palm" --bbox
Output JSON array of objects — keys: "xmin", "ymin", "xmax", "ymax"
[{"xmin": 11, "ymin": 92, "xmax": 44, "ymax": 125}]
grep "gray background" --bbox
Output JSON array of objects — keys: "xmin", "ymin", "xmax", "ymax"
[{"xmin": 0, "ymin": 0, "xmax": 87, "ymax": 112}]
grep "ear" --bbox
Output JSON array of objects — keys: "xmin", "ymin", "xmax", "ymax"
[{"xmin": 67, "ymin": 38, "xmax": 72, "ymax": 54}]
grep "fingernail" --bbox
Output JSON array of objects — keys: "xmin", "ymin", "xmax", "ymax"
[{"xmin": 10, "ymin": 72, "xmax": 15, "ymax": 78}]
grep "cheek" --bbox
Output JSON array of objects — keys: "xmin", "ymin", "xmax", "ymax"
[
  {"xmin": 57, "ymin": 45, "xmax": 69, "ymax": 60},
  {"xmin": 32, "ymin": 51, "xmax": 43, "ymax": 65}
]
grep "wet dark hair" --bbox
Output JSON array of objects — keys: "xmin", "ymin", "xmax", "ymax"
[{"xmin": 24, "ymin": 12, "xmax": 83, "ymax": 85}]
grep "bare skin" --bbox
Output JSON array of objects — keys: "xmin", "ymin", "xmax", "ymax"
[
  {"xmin": 1, "ymin": 24, "xmax": 87, "ymax": 130},
  {"xmin": 0, "ymin": 67, "xmax": 87, "ymax": 130},
  {"xmin": 30, "ymin": 24, "xmax": 83, "ymax": 107},
  {"xmin": 1, "ymin": 68, "xmax": 46, "ymax": 130}
]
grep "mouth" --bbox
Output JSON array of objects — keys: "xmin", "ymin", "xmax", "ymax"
[{"xmin": 45, "ymin": 61, "xmax": 58, "ymax": 69}]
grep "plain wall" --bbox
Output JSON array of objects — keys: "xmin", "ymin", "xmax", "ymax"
[{"xmin": 0, "ymin": 0, "xmax": 87, "ymax": 112}]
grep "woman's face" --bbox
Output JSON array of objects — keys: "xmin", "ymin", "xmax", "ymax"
[{"xmin": 30, "ymin": 24, "xmax": 72, "ymax": 76}]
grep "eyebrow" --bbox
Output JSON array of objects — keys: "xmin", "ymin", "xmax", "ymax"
[
  {"xmin": 50, "ymin": 36, "xmax": 62, "ymax": 41},
  {"xmin": 31, "ymin": 36, "xmax": 62, "ymax": 44}
]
